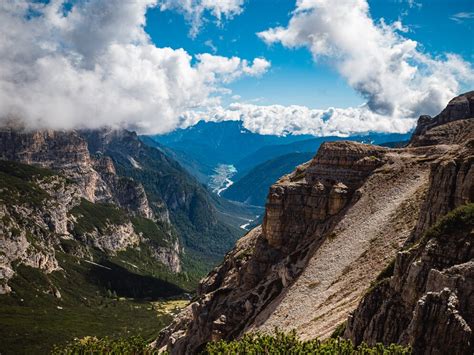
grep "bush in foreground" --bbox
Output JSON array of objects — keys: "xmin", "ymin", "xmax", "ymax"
[
  {"xmin": 203, "ymin": 331, "xmax": 411, "ymax": 354},
  {"xmin": 51, "ymin": 336, "xmax": 160, "ymax": 355},
  {"xmin": 52, "ymin": 331, "xmax": 411, "ymax": 354}
]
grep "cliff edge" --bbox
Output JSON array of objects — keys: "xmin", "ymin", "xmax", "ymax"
[{"xmin": 156, "ymin": 92, "xmax": 473, "ymax": 354}]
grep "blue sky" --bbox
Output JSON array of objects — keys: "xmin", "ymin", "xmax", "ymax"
[
  {"xmin": 1, "ymin": 0, "xmax": 472, "ymax": 136},
  {"xmin": 146, "ymin": 0, "xmax": 473, "ymax": 109}
]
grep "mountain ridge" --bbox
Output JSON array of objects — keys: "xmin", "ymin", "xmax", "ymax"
[
  {"xmin": 151, "ymin": 120, "xmax": 412, "ymax": 184},
  {"xmin": 155, "ymin": 91, "xmax": 474, "ymax": 354},
  {"xmin": 0, "ymin": 125, "xmax": 249, "ymax": 352}
]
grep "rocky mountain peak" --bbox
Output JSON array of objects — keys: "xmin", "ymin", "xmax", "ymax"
[
  {"xmin": 156, "ymin": 92, "xmax": 473, "ymax": 354},
  {"xmin": 305, "ymin": 141, "xmax": 386, "ymax": 188},
  {"xmin": 411, "ymin": 90, "xmax": 474, "ymax": 146}
]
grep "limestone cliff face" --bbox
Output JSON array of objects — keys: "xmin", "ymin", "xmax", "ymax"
[
  {"xmin": 410, "ymin": 90, "xmax": 474, "ymax": 146},
  {"xmin": 0, "ymin": 128, "xmax": 158, "ymax": 219},
  {"xmin": 344, "ymin": 93, "xmax": 474, "ymax": 355},
  {"xmin": 156, "ymin": 92, "xmax": 473, "ymax": 354},
  {"xmin": 93, "ymin": 155, "xmax": 155, "ymax": 220},
  {"xmin": 0, "ymin": 172, "xmax": 78, "ymax": 294},
  {"xmin": 412, "ymin": 142, "xmax": 473, "ymax": 239},
  {"xmin": 344, "ymin": 203, "xmax": 473, "ymax": 355},
  {"xmin": 0, "ymin": 128, "xmax": 183, "ymax": 291},
  {"xmin": 262, "ymin": 142, "xmax": 386, "ymax": 255},
  {"xmin": 156, "ymin": 140, "xmax": 422, "ymax": 353},
  {"xmin": 0, "ymin": 128, "xmax": 104, "ymax": 201}
]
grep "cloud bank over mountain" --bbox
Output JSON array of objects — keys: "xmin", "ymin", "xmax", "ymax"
[
  {"xmin": 0, "ymin": 0, "xmax": 268, "ymax": 134},
  {"xmin": 181, "ymin": 103, "xmax": 415, "ymax": 137},
  {"xmin": 159, "ymin": 0, "xmax": 474, "ymax": 137}
]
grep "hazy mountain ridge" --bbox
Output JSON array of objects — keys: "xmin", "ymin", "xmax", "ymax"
[
  {"xmin": 156, "ymin": 92, "xmax": 474, "ymax": 354},
  {"xmin": 153, "ymin": 121, "xmax": 314, "ymax": 172},
  {"xmin": 233, "ymin": 132, "xmax": 413, "ymax": 178},
  {"xmin": 223, "ymin": 152, "xmax": 315, "ymax": 206},
  {"xmin": 152, "ymin": 122, "xmax": 412, "ymax": 207}
]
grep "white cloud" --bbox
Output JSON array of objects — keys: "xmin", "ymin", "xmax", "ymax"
[
  {"xmin": 180, "ymin": 103, "xmax": 416, "ymax": 137},
  {"xmin": 0, "ymin": 0, "xmax": 269, "ymax": 134},
  {"xmin": 450, "ymin": 12, "xmax": 474, "ymax": 24},
  {"xmin": 258, "ymin": 0, "xmax": 473, "ymax": 120},
  {"xmin": 204, "ymin": 39, "xmax": 218, "ymax": 53},
  {"xmin": 402, "ymin": 0, "xmax": 422, "ymax": 9},
  {"xmin": 158, "ymin": 0, "xmax": 244, "ymax": 38},
  {"xmin": 196, "ymin": 54, "xmax": 270, "ymax": 83}
]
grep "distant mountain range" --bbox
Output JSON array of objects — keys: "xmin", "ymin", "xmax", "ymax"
[
  {"xmin": 149, "ymin": 121, "xmax": 314, "ymax": 182},
  {"xmin": 149, "ymin": 121, "xmax": 412, "ymax": 206},
  {"xmin": 222, "ymin": 152, "xmax": 315, "ymax": 206}
]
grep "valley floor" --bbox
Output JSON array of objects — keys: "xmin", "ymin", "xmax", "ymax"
[{"xmin": 0, "ymin": 259, "xmax": 189, "ymax": 354}]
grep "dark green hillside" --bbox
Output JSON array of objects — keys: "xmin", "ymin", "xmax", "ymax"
[
  {"xmin": 0, "ymin": 161, "xmax": 190, "ymax": 354},
  {"xmin": 223, "ymin": 152, "xmax": 314, "ymax": 206},
  {"xmin": 81, "ymin": 130, "xmax": 242, "ymax": 269},
  {"xmin": 0, "ymin": 257, "xmax": 183, "ymax": 355},
  {"xmin": 0, "ymin": 160, "xmax": 56, "ymax": 207},
  {"xmin": 140, "ymin": 135, "xmax": 212, "ymax": 183}
]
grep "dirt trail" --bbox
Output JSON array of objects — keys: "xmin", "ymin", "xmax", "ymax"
[{"xmin": 251, "ymin": 150, "xmax": 430, "ymax": 339}]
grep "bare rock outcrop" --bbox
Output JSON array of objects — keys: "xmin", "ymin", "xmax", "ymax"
[
  {"xmin": 344, "ymin": 203, "xmax": 474, "ymax": 355},
  {"xmin": 410, "ymin": 91, "xmax": 474, "ymax": 146},
  {"xmin": 156, "ymin": 91, "xmax": 474, "ymax": 354},
  {"xmin": 344, "ymin": 92, "xmax": 474, "ymax": 354},
  {"xmin": 0, "ymin": 128, "xmax": 158, "ymax": 219},
  {"xmin": 0, "ymin": 128, "xmax": 106, "ymax": 201},
  {"xmin": 0, "ymin": 174, "xmax": 77, "ymax": 294},
  {"xmin": 412, "ymin": 141, "xmax": 473, "ymax": 239},
  {"xmin": 0, "ymin": 127, "xmax": 183, "ymax": 292}
]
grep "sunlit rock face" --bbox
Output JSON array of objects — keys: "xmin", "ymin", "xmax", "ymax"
[
  {"xmin": 156, "ymin": 92, "xmax": 473, "ymax": 355},
  {"xmin": 0, "ymin": 127, "xmax": 184, "ymax": 293}
]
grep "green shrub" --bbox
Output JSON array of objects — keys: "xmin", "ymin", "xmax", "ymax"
[
  {"xmin": 0, "ymin": 160, "xmax": 55, "ymax": 180},
  {"xmin": 71, "ymin": 199, "xmax": 128, "ymax": 235},
  {"xmin": 131, "ymin": 217, "xmax": 170, "ymax": 248},
  {"xmin": 420, "ymin": 203, "xmax": 474, "ymax": 245},
  {"xmin": 375, "ymin": 258, "xmax": 396, "ymax": 282},
  {"xmin": 51, "ymin": 336, "xmax": 161, "ymax": 355},
  {"xmin": 331, "ymin": 321, "xmax": 347, "ymax": 338},
  {"xmin": 203, "ymin": 331, "xmax": 411, "ymax": 354}
]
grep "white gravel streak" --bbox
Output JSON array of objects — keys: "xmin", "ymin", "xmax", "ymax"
[{"xmin": 251, "ymin": 150, "xmax": 430, "ymax": 340}]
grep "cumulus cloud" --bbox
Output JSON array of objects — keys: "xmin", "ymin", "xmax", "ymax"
[
  {"xmin": 158, "ymin": 0, "xmax": 244, "ymax": 37},
  {"xmin": 196, "ymin": 54, "xmax": 270, "ymax": 83},
  {"xmin": 258, "ymin": 0, "xmax": 473, "ymax": 120},
  {"xmin": 180, "ymin": 103, "xmax": 416, "ymax": 137},
  {"xmin": 0, "ymin": 0, "xmax": 269, "ymax": 134}
]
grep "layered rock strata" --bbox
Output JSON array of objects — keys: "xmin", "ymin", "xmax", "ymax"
[
  {"xmin": 156, "ymin": 92, "xmax": 474, "ymax": 354},
  {"xmin": 0, "ymin": 128, "xmax": 182, "ymax": 292}
]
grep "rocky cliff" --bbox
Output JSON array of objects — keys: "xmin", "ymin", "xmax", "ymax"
[
  {"xmin": 0, "ymin": 128, "xmax": 157, "ymax": 218},
  {"xmin": 156, "ymin": 92, "xmax": 473, "ymax": 354},
  {"xmin": 344, "ymin": 92, "xmax": 474, "ymax": 354},
  {"xmin": 344, "ymin": 203, "xmax": 473, "ymax": 355},
  {"xmin": 0, "ymin": 127, "xmax": 185, "ymax": 296}
]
